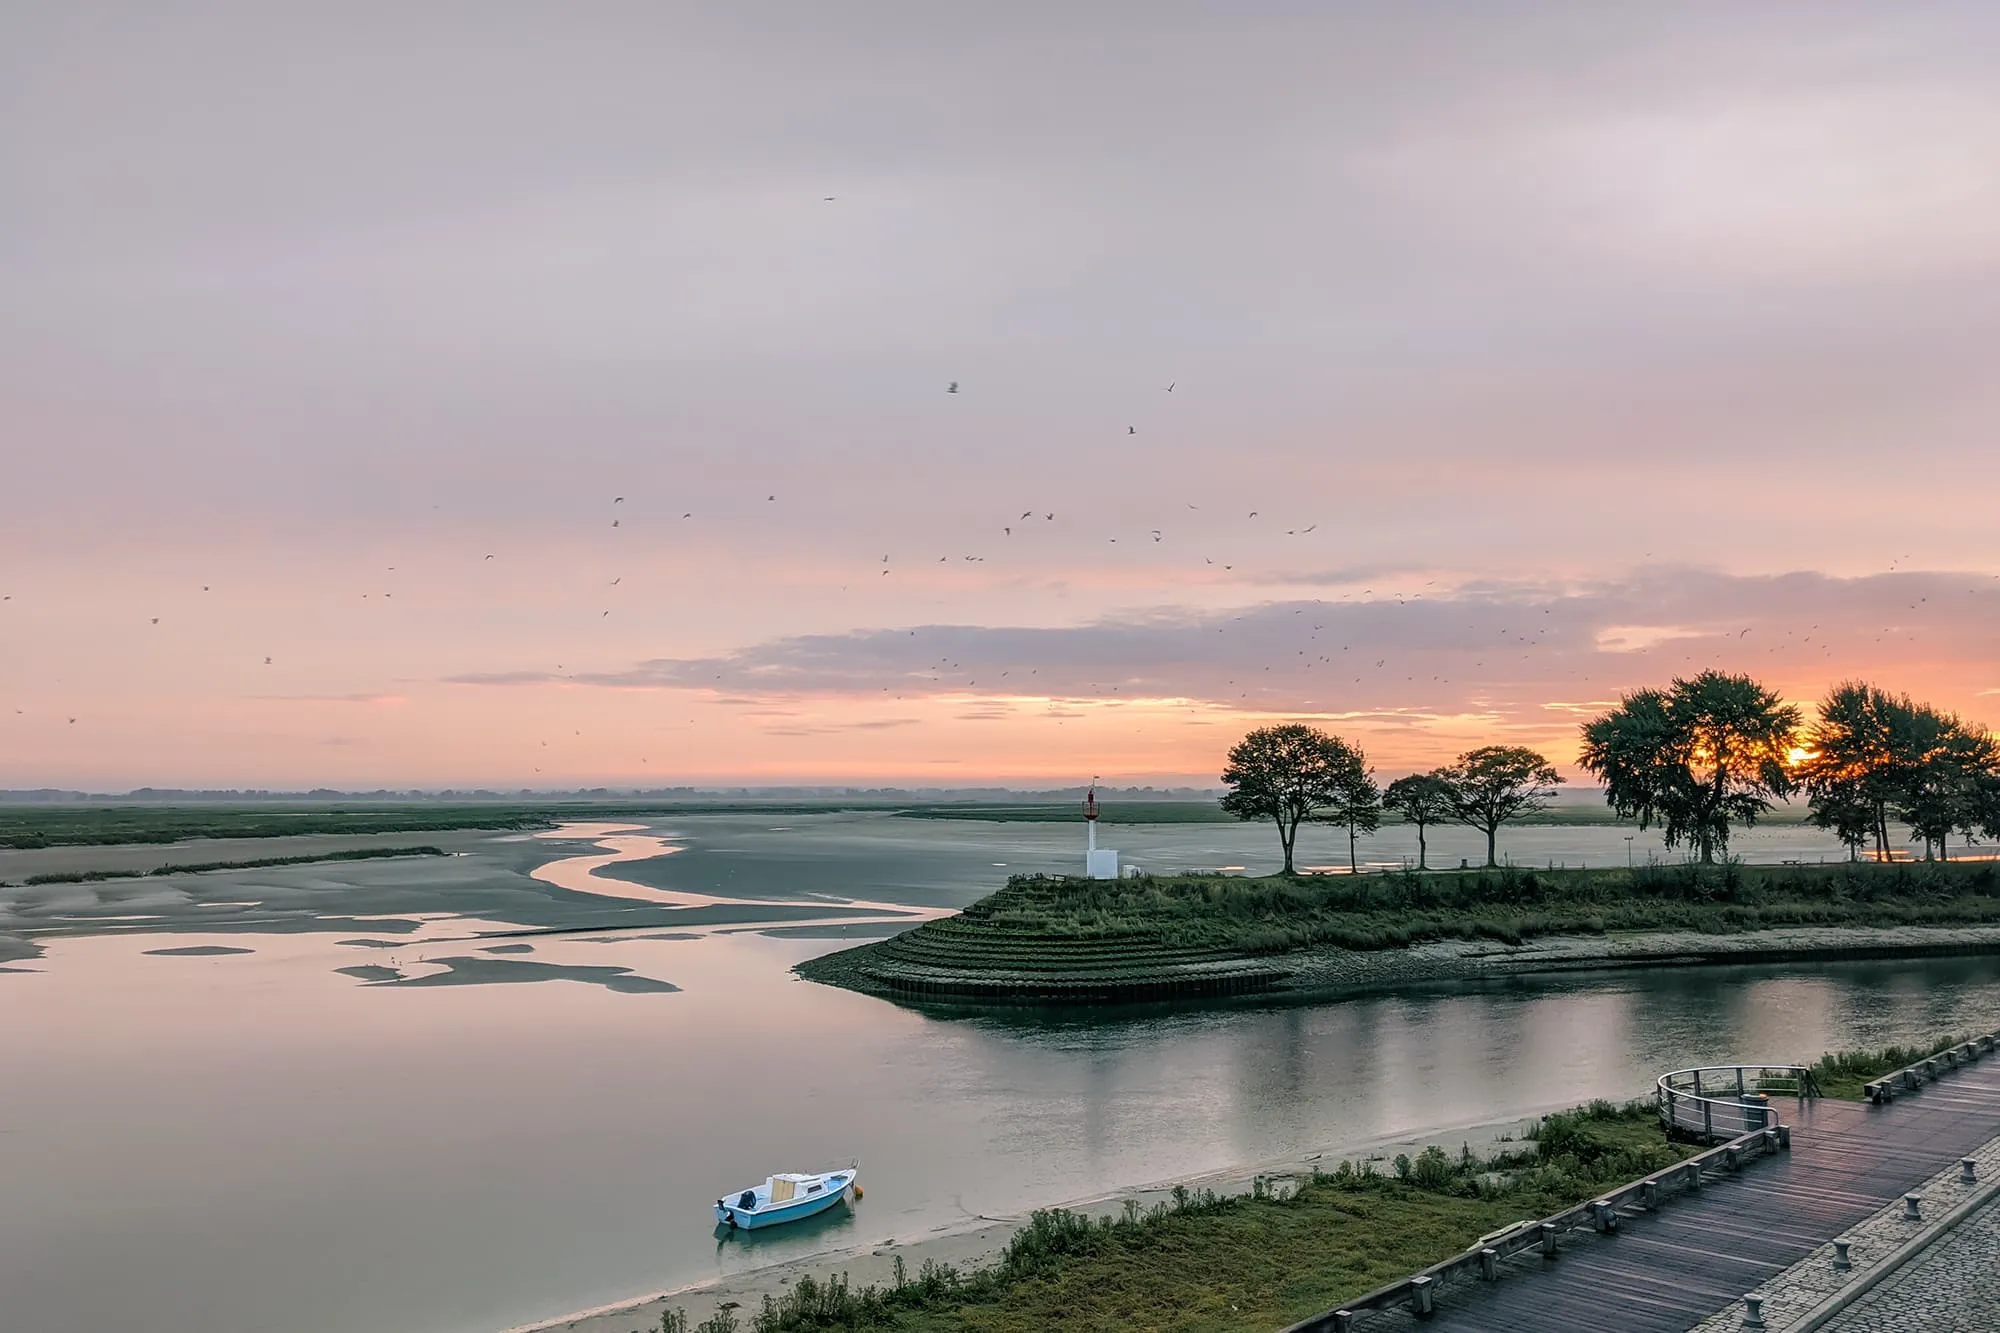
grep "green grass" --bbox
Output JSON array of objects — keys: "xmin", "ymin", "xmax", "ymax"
[
  {"xmin": 801, "ymin": 860, "xmax": 2000, "ymax": 1001},
  {"xmin": 641, "ymin": 1103, "xmax": 1690, "ymax": 1333},
  {"xmin": 17, "ymin": 845, "xmax": 448, "ymax": 886},
  {"xmin": 1811, "ymin": 1034, "xmax": 1980, "ymax": 1100}
]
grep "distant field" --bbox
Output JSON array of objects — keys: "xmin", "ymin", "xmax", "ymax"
[
  {"xmin": 0, "ymin": 805, "xmax": 560, "ymax": 849},
  {"xmin": 894, "ymin": 802, "xmax": 1235, "ymax": 824},
  {"xmin": 893, "ymin": 801, "xmax": 1810, "ymax": 828},
  {"xmin": 0, "ymin": 795, "xmax": 1821, "ymax": 848}
]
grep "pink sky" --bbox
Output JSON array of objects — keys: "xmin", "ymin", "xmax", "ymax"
[{"xmin": 4, "ymin": 5, "xmax": 1998, "ymax": 788}]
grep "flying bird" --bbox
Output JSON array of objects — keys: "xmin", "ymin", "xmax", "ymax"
[
  {"xmin": 947, "ymin": 382, "xmax": 959, "ymax": 394},
  {"xmin": 1165, "ymin": 382, "xmax": 1175, "ymax": 392},
  {"xmin": 613, "ymin": 496, "xmax": 624, "ymax": 503},
  {"xmin": 263, "ymin": 657, "xmax": 272, "ymax": 665},
  {"xmin": 150, "ymin": 617, "xmax": 159, "ymax": 624},
  {"xmin": 1127, "ymin": 426, "xmax": 1136, "ymax": 435}
]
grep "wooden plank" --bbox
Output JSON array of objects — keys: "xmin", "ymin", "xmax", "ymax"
[{"xmin": 1348, "ymin": 1059, "xmax": 2000, "ymax": 1331}]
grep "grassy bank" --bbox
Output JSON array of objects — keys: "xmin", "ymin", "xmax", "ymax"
[
  {"xmin": 643, "ymin": 1103, "xmax": 1691, "ymax": 1333},
  {"xmin": 799, "ymin": 860, "xmax": 2000, "ymax": 1003},
  {"xmin": 1811, "ymin": 1033, "xmax": 1980, "ymax": 1100},
  {"xmin": 15, "ymin": 845, "xmax": 449, "ymax": 886}
]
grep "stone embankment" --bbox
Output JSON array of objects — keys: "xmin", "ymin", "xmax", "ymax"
[{"xmin": 801, "ymin": 906, "xmax": 2000, "ymax": 1007}]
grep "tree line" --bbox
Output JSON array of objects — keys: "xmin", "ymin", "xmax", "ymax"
[{"xmin": 1220, "ymin": 671, "xmax": 2000, "ymax": 874}]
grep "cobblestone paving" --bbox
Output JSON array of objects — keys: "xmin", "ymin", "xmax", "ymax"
[
  {"xmin": 1819, "ymin": 1196, "xmax": 2000, "ymax": 1332},
  {"xmin": 1688, "ymin": 1130, "xmax": 2000, "ymax": 1331}
]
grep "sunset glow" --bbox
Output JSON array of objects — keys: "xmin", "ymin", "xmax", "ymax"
[{"xmin": 4, "ymin": 8, "xmax": 1998, "ymax": 789}]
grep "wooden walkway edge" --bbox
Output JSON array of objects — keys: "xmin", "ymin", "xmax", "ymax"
[{"xmin": 1340, "ymin": 1060, "xmax": 2000, "ymax": 1332}]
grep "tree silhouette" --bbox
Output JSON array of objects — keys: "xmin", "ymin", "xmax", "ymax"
[
  {"xmin": 1220, "ymin": 724, "xmax": 1372, "ymax": 876},
  {"xmin": 1438, "ymin": 746, "xmax": 1563, "ymax": 869},
  {"xmin": 1383, "ymin": 772, "xmax": 1455, "ymax": 871},
  {"xmin": 1579, "ymin": 671, "xmax": 1800, "ymax": 863}
]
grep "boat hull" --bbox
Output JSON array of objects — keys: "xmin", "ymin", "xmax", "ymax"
[{"xmin": 714, "ymin": 1171, "xmax": 858, "ymax": 1231}]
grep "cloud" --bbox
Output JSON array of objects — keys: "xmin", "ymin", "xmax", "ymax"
[{"xmin": 445, "ymin": 569, "xmax": 2000, "ymax": 732}]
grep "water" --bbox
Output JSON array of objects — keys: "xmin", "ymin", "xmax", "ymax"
[{"xmin": 2, "ymin": 812, "xmax": 1993, "ymax": 1333}]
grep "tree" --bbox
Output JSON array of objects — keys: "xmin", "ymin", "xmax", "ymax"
[
  {"xmin": 1324, "ymin": 760, "xmax": 1382, "ymax": 875},
  {"xmin": 1892, "ymin": 705, "xmax": 1999, "ymax": 861},
  {"xmin": 1801, "ymin": 683, "xmax": 2000, "ymax": 861},
  {"xmin": 1437, "ymin": 746, "xmax": 1563, "ymax": 868},
  {"xmin": 1578, "ymin": 670, "xmax": 1801, "ymax": 863},
  {"xmin": 1220, "ymin": 724, "xmax": 1371, "ymax": 876},
  {"xmin": 1798, "ymin": 682, "xmax": 1902, "ymax": 861},
  {"xmin": 1383, "ymin": 772, "xmax": 1455, "ymax": 871}
]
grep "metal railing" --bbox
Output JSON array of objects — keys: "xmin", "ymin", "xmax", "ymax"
[
  {"xmin": 1278, "ymin": 1124, "xmax": 1791, "ymax": 1332},
  {"xmin": 1864, "ymin": 1034, "xmax": 1997, "ymax": 1103},
  {"xmin": 1656, "ymin": 1064, "xmax": 1817, "ymax": 1142}
]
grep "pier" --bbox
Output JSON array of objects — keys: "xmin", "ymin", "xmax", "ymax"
[{"xmin": 1287, "ymin": 1038, "xmax": 2000, "ymax": 1332}]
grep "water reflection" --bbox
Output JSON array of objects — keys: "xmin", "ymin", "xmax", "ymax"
[{"xmin": 9, "ymin": 821, "xmax": 2000, "ymax": 1333}]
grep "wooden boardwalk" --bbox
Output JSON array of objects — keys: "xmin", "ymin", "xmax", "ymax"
[{"xmin": 1352, "ymin": 1059, "xmax": 2000, "ymax": 1332}]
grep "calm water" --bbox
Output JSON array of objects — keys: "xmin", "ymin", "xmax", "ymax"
[{"xmin": 3, "ymin": 812, "xmax": 1994, "ymax": 1333}]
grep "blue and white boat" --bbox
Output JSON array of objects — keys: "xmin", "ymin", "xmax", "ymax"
[{"xmin": 714, "ymin": 1167, "xmax": 859, "ymax": 1231}]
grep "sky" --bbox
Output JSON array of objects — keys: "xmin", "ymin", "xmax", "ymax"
[{"xmin": 3, "ymin": 3, "xmax": 1998, "ymax": 789}]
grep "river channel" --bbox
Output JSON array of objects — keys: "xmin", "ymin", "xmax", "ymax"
[{"xmin": 3, "ymin": 811, "xmax": 1996, "ymax": 1333}]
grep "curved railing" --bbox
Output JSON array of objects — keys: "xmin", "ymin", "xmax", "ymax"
[{"xmin": 1656, "ymin": 1064, "xmax": 1817, "ymax": 1142}]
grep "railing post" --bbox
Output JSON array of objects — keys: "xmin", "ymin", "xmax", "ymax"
[
  {"xmin": 1592, "ymin": 1199, "xmax": 1618, "ymax": 1233},
  {"xmin": 1686, "ymin": 1161, "xmax": 1703, "ymax": 1191},
  {"xmin": 1703, "ymin": 1099, "xmax": 1713, "ymax": 1139},
  {"xmin": 1540, "ymin": 1222, "xmax": 1558, "ymax": 1259},
  {"xmin": 1736, "ymin": 1067, "xmax": 1746, "ymax": 1097},
  {"xmin": 1332, "ymin": 1312, "xmax": 1353, "ymax": 1333},
  {"xmin": 1641, "ymin": 1178, "xmax": 1660, "ymax": 1208},
  {"xmin": 1410, "ymin": 1274, "xmax": 1435, "ymax": 1315},
  {"xmin": 1480, "ymin": 1247, "xmax": 1499, "ymax": 1281}
]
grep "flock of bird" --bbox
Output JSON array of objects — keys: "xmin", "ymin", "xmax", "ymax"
[{"xmin": 6, "ymin": 358, "xmax": 1996, "ymax": 759}]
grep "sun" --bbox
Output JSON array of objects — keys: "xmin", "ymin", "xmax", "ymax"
[{"xmin": 1787, "ymin": 746, "xmax": 1814, "ymax": 766}]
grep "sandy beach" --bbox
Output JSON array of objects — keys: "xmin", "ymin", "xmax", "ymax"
[{"xmin": 520, "ymin": 1111, "xmax": 1549, "ymax": 1333}]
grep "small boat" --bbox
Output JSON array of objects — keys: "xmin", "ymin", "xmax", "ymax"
[{"xmin": 714, "ymin": 1167, "xmax": 860, "ymax": 1231}]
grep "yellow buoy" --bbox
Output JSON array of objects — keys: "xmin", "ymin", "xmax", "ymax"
[{"xmin": 854, "ymin": 1185, "xmax": 865, "ymax": 1200}]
